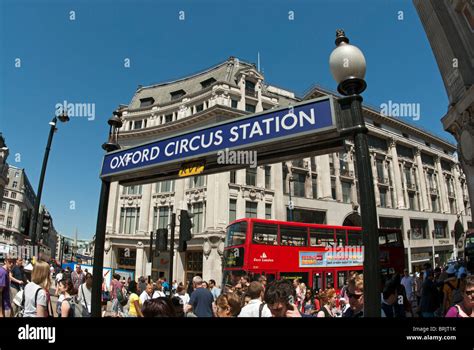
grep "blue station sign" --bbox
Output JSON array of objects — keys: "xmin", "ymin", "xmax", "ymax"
[{"xmin": 100, "ymin": 96, "xmax": 342, "ymax": 182}]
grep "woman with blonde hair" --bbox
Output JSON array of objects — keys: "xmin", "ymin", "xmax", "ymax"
[
  {"xmin": 23, "ymin": 261, "xmax": 52, "ymax": 317},
  {"xmin": 316, "ymin": 288, "xmax": 336, "ymax": 318}
]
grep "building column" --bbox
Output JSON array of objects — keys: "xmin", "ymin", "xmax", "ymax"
[
  {"xmin": 273, "ymin": 163, "xmax": 286, "ymax": 221},
  {"xmin": 106, "ymin": 181, "xmax": 120, "ymax": 234},
  {"xmin": 389, "ymin": 139, "xmax": 405, "ymax": 209},
  {"xmin": 401, "ymin": 161, "xmax": 409, "ymax": 209},
  {"xmin": 138, "ymin": 183, "xmax": 152, "ymax": 235},
  {"xmin": 435, "ymin": 156, "xmax": 448, "ymax": 213},
  {"xmin": 333, "ymin": 153, "xmax": 343, "ymax": 202},
  {"xmin": 415, "ymin": 148, "xmax": 429, "ymax": 211},
  {"xmin": 237, "ymin": 75, "xmax": 246, "ymax": 110},
  {"xmin": 385, "ymin": 157, "xmax": 392, "ymax": 208},
  {"xmin": 255, "ymin": 80, "xmax": 263, "ymax": 112},
  {"xmin": 348, "ymin": 148, "xmax": 358, "ymax": 204},
  {"xmin": 135, "ymin": 241, "xmax": 145, "ymax": 279},
  {"xmin": 256, "ymin": 166, "xmax": 264, "ymax": 188},
  {"xmin": 452, "ymin": 165, "xmax": 465, "ymax": 215},
  {"xmin": 317, "ymin": 155, "xmax": 332, "ymax": 199},
  {"xmin": 425, "ymin": 170, "xmax": 433, "ymax": 211},
  {"xmin": 202, "ymin": 236, "xmax": 224, "ymax": 284},
  {"xmin": 370, "ymin": 152, "xmax": 380, "ymax": 206}
]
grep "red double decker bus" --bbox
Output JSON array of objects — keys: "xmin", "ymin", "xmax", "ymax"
[{"xmin": 222, "ymin": 218, "xmax": 404, "ymax": 291}]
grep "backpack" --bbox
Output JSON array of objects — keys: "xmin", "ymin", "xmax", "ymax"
[
  {"xmin": 15, "ymin": 286, "xmax": 42, "ymax": 317},
  {"xmin": 117, "ymin": 287, "xmax": 128, "ymax": 306},
  {"xmin": 63, "ymin": 296, "xmax": 84, "ymax": 318}
]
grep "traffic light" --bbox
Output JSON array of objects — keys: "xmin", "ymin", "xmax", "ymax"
[
  {"xmin": 40, "ymin": 211, "xmax": 51, "ymax": 242},
  {"xmin": 178, "ymin": 210, "xmax": 193, "ymax": 252},
  {"xmin": 156, "ymin": 228, "xmax": 168, "ymax": 252}
]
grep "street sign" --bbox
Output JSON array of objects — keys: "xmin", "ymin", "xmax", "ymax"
[{"xmin": 100, "ymin": 96, "xmax": 344, "ymax": 184}]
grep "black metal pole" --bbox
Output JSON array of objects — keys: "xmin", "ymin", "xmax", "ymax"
[
  {"xmin": 342, "ymin": 95, "xmax": 381, "ymax": 317},
  {"xmin": 168, "ymin": 213, "xmax": 176, "ymax": 296},
  {"xmin": 91, "ymin": 180, "xmax": 111, "ymax": 317},
  {"xmin": 31, "ymin": 119, "xmax": 57, "ymax": 245}
]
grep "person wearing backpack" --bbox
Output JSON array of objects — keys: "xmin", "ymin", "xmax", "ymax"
[
  {"xmin": 445, "ymin": 275, "xmax": 474, "ymax": 318},
  {"xmin": 110, "ymin": 273, "xmax": 125, "ymax": 316},
  {"xmin": 58, "ymin": 278, "xmax": 75, "ymax": 317},
  {"xmin": 442, "ymin": 265, "xmax": 459, "ymax": 314},
  {"xmin": 78, "ymin": 273, "xmax": 92, "ymax": 317},
  {"xmin": 23, "ymin": 261, "xmax": 52, "ymax": 318}
]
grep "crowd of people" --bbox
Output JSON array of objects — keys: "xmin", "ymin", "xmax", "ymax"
[{"xmin": 1, "ymin": 256, "xmax": 472, "ymax": 318}]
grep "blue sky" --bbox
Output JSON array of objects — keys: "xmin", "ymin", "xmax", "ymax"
[{"xmin": 0, "ymin": 0, "xmax": 453, "ymax": 240}]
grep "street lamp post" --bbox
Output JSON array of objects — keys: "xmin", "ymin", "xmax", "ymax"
[
  {"xmin": 288, "ymin": 174, "xmax": 295, "ymax": 221},
  {"xmin": 329, "ymin": 29, "xmax": 381, "ymax": 317},
  {"xmin": 30, "ymin": 113, "xmax": 69, "ymax": 246},
  {"xmin": 91, "ymin": 110, "xmax": 123, "ymax": 317}
]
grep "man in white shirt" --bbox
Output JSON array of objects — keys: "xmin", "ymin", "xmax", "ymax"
[
  {"xmin": 238, "ymin": 281, "xmax": 271, "ymax": 318},
  {"xmin": 78, "ymin": 273, "xmax": 92, "ymax": 316},
  {"xmin": 400, "ymin": 269, "xmax": 414, "ymax": 302}
]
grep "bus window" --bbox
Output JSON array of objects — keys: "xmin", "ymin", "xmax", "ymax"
[
  {"xmin": 337, "ymin": 271, "xmax": 346, "ymax": 290},
  {"xmin": 225, "ymin": 222, "xmax": 247, "ymax": 247},
  {"xmin": 280, "ymin": 272, "xmax": 308, "ymax": 286},
  {"xmin": 222, "ymin": 270, "xmax": 247, "ymax": 287},
  {"xmin": 347, "ymin": 230, "xmax": 363, "ymax": 246},
  {"xmin": 326, "ymin": 272, "xmax": 334, "ymax": 289},
  {"xmin": 336, "ymin": 230, "xmax": 347, "ymax": 247},
  {"xmin": 313, "ymin": 273, "xmax": 323, "ymax": 291},
  {"xmin": 310, "ymin": 228, "xmax": 335, "ymax": 247},
  {"xmin": 264, "ymin": 273, "xmax": 276, "ymax": 284},
  {"xmin": 253, "ymin": 223, "xmax": 278, "ymax": 245},
  {"xmin": 280, "ymin": 226, "xmax": 308, "ymax": 246}
]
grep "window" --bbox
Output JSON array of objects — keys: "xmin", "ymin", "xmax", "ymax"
[
  {"xmin": 449, "ymin": 199, "xmax": 456, "ymax": 215},
  {"xmin": 408, "ymin": 193, "xmax": 415, "ymax": 210},
  {"xmin": 336, "ymin": 230, "xmax": 346, "ymax": 246},
  {"xmin": 431, "ymin": 196, "xmax": 439, "ymax": 213},
  {"xmin": 230, "ymin": 170, "xmax": 236, "ymax": 184},
  {"xmin": 410, "ymin": 219, "xmax": 428, "ymax": 240},
  {"xmin": 229, "ymin": 199, "xmax": 237, "ymax": 223},
  {"xmin": 195, "ymin": 104, "xmax": 204, "ymax": 112},
  {"xmin": 165, "ymin": 114, "xmax": 173, "ymax": 123},
  {"xmin": 246, "ymin": 168, "xmax": 257, "ymax": 186},
  {"xmin": 133, "ymin": 120, "xmax": 143, "ymax": 130},
  {"xmin": 293, "ymin": 173, "xmax": 306, "ymax": 197},
  {"xmin": 253, "ymin": 223, "xmax": 278, "ymax": 245},
  {"xmin": 245, "ymin": 201, "xmax": 258, "ymax": 218},
  {"xmin": 331, "ymin": 179, "xmax": 336, "ymax": 200},
  {"xmin": 404, "ymin": 167, "xmax": 412, "ymax": 187},
  {"xmin": 156, "ymin": 180, "xmax": 174, "ymax": 193},
  {"xmin": 367, "ymin": 135, "xmax": 388, "ymax": 151},
  {"xmin": 11, "ymin": 192, "xmax": 16, "ymax": 199},
  {"xmin": 4, "ymin": 190, "xmax": 8, "ymax": 197},
  {"xmin": 200, "ymin": 77, "xmax": 216, "ymax": 89},
  {"xmin": 312, "ymin": 175, "xmax": 318, "ymax": 199},
  {"xmin": 8, "ymin": 204, "xmax": 14, "ymax": 213},
  {"xmin": 265, "ymin": 203, "xmax": 272, "ymax": 220},
  {"xmin": 119, "ymin": 208, "xmax": 140, "ymax": 234},
  {"xmin": 170, "ymin": 89, "xmax": 186, "ymax": 100},
  {"xmin": 0, "ymin": 202, "xmax": 6, "ymax": 211},
  {"xmin": 186, "ymin": 251, "xmax": 203, "ymax": 276},
  {"xmin": 421, "ymin": 153, "xmax": 435, "ymax": 166},
  {"xmin": 226, "ymin": 221, "xmax": 247, "ymax": 247},
  {"xmin": 122, "ymin": 185, "xmax": 142, "ymax": 195},
  {"xmin": 376, "ymin": 159, "xmax": 384, "ymax": 180},
  {"xmin": 265, "ymin": 166, "xmax": 271, "ymax": 189},
  {"xmin": 342, "ymin": 182, "xmax": 351, "ymax": 204},
  {"xmin": 347, "ymin": 230, "xmax": 363, "ymax": 246},
  {"xmin": 245, "ymin": 104, "xmax": 256, "ymax": 113},
  {"xmin": 139, "ymin": 97, "xmax": 154, "ymax": 107},
  {"xmin": 0, "ymin": 214, "xmax": 3, "ymax": 222},
  {"xmin": 190, "ymin": 175, "xmax": 205, "ymax": 188},
  {"xmin": 231, "ymin": 99, "xmax": 238, "ymax": 109},
  {"xmin": 6, "ymin": 217, "xmax": 13, "ymax": 228},
  {"xmin": 189, "ymin": 202, "xmax": 204, "ymax": 234},
  {"xmin": 245, "ymin": 80, "xmax": 256, "ymax": 92},
  {"xmin": 310, "ymin": 228, "xmax": 334, "ymax": 247},
  {"xmin": 153, "ymin": 206, "xmax": 172, "ymax": 230},
  {"xmin": 12, "ymin": 181, "xmax": 18, "ymax": 189},
  {"xmin": 434, "ymin": 221, "xmax": 447, "ymax": 239},
  {"xmin": 397, "ymin": 144, "xmax": 414, "ymax": 159},
  {"xmin": 379, "ymin": 189, "xmax": 387, "ymax": 208},
  {"xmin": 280, "ymin": 226, "xmax": 307, "ymax": 246}
]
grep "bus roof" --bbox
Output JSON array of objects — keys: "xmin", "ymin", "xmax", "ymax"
[{"xmin": 227, "ymin": 218, "xmax": 363, "ymax": 231}]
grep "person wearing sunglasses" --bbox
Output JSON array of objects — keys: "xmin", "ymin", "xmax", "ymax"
[
  {"xmin": 445, "ymin": 275, "xmax": 474, "ymax": 318},
  {"xmin": 343, "ymin": 273, "xmax": 364, "ymax": 318}
]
